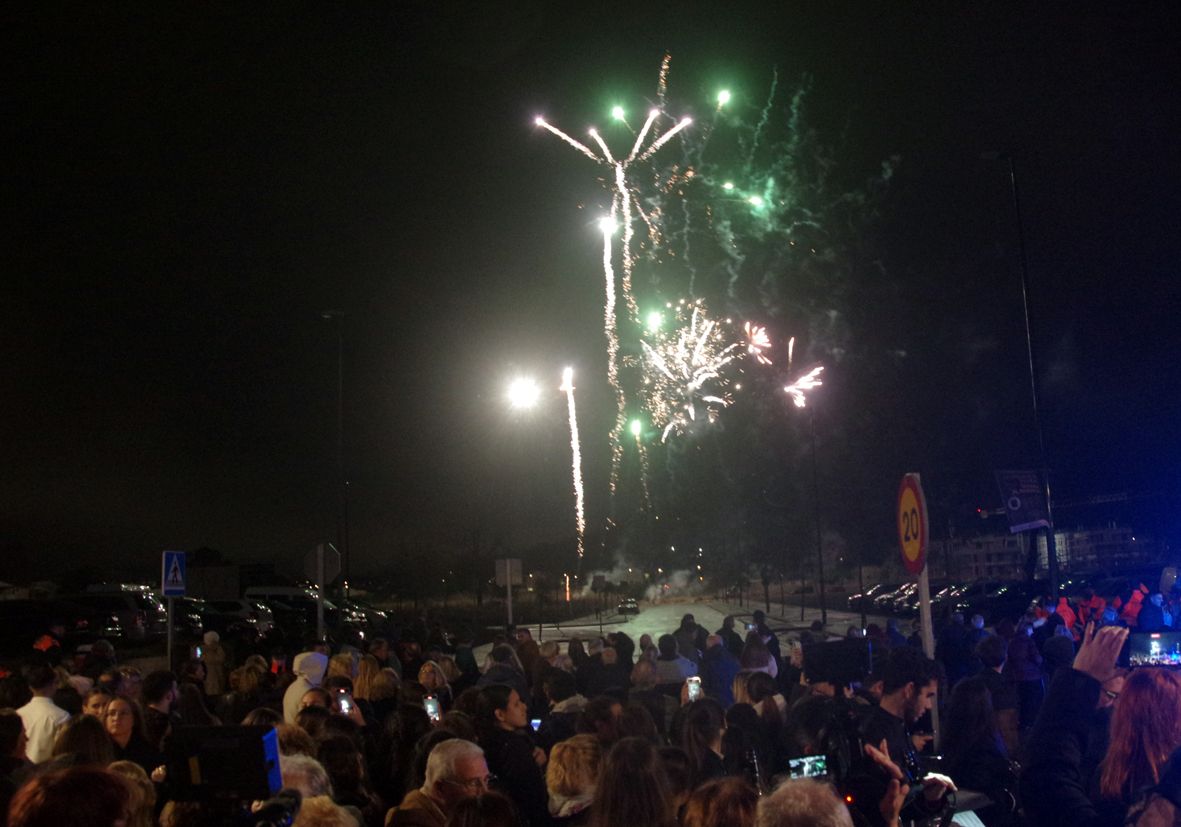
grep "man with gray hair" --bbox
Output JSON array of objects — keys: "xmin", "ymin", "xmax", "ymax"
[
  {"xmin": 280, "ymin": 753, "xmax": 334, "ymax": 800},
  {"xmin": 385, "ymin": 739, "xmax": 489, "ymax": 827},
  {"xmin": 756, "ymin": 778, "xmax": 853, "ymax": 827}
]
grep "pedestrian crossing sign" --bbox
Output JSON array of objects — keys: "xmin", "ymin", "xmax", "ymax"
[{"xmin": 162, "ymin": 551, "xmax": 186, "ymax": 597}]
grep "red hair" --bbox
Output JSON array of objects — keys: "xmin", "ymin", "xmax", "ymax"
[
  {"xmin": 1100, "ymin": 669, "xmax": 1181, "ymax": 799},
  {"xmin": 8, "ymin": 766, "xmax": 129, "ymax": 827}
]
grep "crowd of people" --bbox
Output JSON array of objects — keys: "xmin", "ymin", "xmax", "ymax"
[{"xmin": 0, "ymin": 596, "xmax": 1180, "ymax": 827}]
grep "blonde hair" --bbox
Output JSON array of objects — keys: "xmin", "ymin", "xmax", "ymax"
[
  {"xmin": 732, "ymin": 671, "xmax": 755, "ymax": 705},
  {"xmin": 108, "ymin": 760, "xmax": 157, "ymax": 827},
  {"xmin": 547, "ymin": 734, "xmax": 603, "ymax": 798},
  {"xmin": 370, "ymin": 669, "xmax": 400, "ymax": 702},
  {"xmin": 353, "ymin": 655, "xmax": 380, "ymax": 701},
  {"xmin": 292, "ymin": 794, "xmax": 359, "ymax": 827},
  {"xmin": 326, "ymin": 654, "xmax": 355, "ymax": 680}
]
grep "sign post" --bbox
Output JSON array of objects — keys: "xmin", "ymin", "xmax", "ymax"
[
  {"xmin": 304, "ymin": 544, "xmax": 341, "ymax": 642},
  {"xmin": 162, "ymin": 551, "xmax": 186, "ymax": 668},
  {"xmin": 495, "ymin": 559, "xmax": 522, "ymax": 629},
  {"xmin": 896, "ymin": 473, "xmax": 939, "ymax": 747}
]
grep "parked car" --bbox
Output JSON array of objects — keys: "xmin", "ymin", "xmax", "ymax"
[
  {"xmin": 68, "ymin": 588, "xmax": 168, "ymax": 640},
  {"xmin": 0, "ymin": 599, "xmax": 124, "ymax": 658},
  {"xmin": 847, "ymin": 583, "xmax": 901, "ymax": 613},
  {"xmin": 202, "ymin": 599, "xmax": 275, "ymax": 636}
]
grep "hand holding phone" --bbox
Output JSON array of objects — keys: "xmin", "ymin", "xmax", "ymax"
[
  {"xmin": 686, "ymin": 676, "xmax": 702, "ymax": 702},
  {"xmin": 423, "ymin": 695, "xmax": 442, "ymax": 723},
  {"xmin": 335, "ymin": 691, "xmax": 355, "ymax": 715}
]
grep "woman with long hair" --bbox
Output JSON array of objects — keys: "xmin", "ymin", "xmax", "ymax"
[
  {"xmin": 353, "ymin": 655, "xmax": 380, "ymax": 702},
  {"xmin": 7, "ymin": 766, "xmax": 130, "ymax": 827},
  {"xmin": 103, "ymin": 696, "xmax": 160, "ymax": 774},
  {"xmin": 681, "ymin": 776, "xmax": 759, "ymax": 827},
  {"xmin": 418, "ymin": 660, "xmax": 454, "ymax": 711},
  {"xmin": 51, "ymin": 714, "xmax": 115, "ymax": 767},
  {"xmin": 943, "ymin": 677, "xmax": 1017, "ymax": 825},
  {"xmin": 107, "ymin": 760, "xmax": 157, "ymax": 827},
  {"xmin": 680, "ymin": 698, "xmax": 727, "ymax": 786},
  {"xmin": 590, "ymin": 736, "xmax": 676, "ymax": 827},
  {"xmin": 547, "ymin": 733, "xmax": 602, "ymax": 824},
  {"xmin": 1099, "ymin": 669, "xmax": 1181, "ymax": 804},
  {"xmin": 739, "ymin": 632, "xmax": 778, "ymax": 679},
  {"xmin": 475, "ymin": 684, "xmax": 551, "ymax": 827}
]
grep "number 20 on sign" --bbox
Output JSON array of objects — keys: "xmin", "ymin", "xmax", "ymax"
[{"xmin": 897, "ymin": 473, "xmax": 928, "ymax": 575}]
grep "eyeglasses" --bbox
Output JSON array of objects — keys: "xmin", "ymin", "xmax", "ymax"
[{"xmin": 446, "ymin": 773, "xmax": 496, "ymax": 791}]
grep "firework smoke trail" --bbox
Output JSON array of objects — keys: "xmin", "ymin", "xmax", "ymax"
[
  {"xmin": 784, "ymin": 365, "xmax": 824, "ymax": 408},
  {"xmin": 745, "ymin": 68, "xmax": 779, "ymax": 175},
  {"xmin": 560, "ymin": 368, "xmax": 586, "ymax": 559},
  {"xmin": 787, "ymin": 336, "xmax": 796, "ymax": 372},
  {"xmin": 657, "ymin": 53, "xmax": 671, "ymax": 110}
]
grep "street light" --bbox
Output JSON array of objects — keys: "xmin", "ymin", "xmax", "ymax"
[
  {"xmin": 507, "ymin": 377, "xmax": 541, "ymax": 409},
  {"xmin": 981, "ymin": 151, "xmax": 1060, "ymax": 597}
]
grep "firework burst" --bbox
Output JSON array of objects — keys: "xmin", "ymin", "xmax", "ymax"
[
  {"xmin": 641, "ymin": 301, "xmax": 743, "ymax": 442},
  {"xmin": 783, "ymin": 365, "xmax": 824, "ymax": 408}
]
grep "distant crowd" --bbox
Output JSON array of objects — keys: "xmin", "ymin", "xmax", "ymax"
[{"xmin": 1, "ymin": 586, "xmax": 1180, "ymax": 827}]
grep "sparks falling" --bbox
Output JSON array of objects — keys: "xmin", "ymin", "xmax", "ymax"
[
  {"xmin": 534, "ymin": 106, "xmax": 693, "ymax": 493},
  {"xmin": 641, "ymin": 301, "xmax": 743, "ymax": 442},
  {"xmin": 560, "ymin": 367, "xmax": 586, "ymax": 559},
  {"xmin": 784, "ymin": 366, "xmax": 825, "ymax": 408}
]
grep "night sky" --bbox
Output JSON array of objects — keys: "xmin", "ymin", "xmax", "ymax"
[{"xmin": 3, "ymin": 4, "xmax": 1179, "ymax": 581}]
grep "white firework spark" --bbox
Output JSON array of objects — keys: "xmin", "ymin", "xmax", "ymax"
[
  {"xmin": 783, "ymin": 365, "xmax": 824, "ymax": 408},
  {"xmin": 745, "ymin": 322, "xmax": 773, "ymax": 365},
  {"xmin": 641, "ymin": 301, "xmax": 743, "ymax": 441},
  {"xmin": 534, "ymin": 105, "xmax": 693, "ymax": 490},
  {"xmin": 559, "ymin": 368, "xmax": 586, "ymax": 558}
]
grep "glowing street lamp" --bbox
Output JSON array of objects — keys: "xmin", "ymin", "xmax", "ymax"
[{"xmin": 507, "ymin": 377, "xmax": 540, "ymax": 409}]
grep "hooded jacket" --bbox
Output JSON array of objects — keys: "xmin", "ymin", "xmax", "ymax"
[{"xmin": 282, "ymin": 651, "xmax": 329, "ymax": 723}]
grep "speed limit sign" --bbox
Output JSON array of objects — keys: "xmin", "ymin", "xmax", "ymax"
[{"xmin": 897, "ymin": 473, "xmax": 928, "ymax": 575}]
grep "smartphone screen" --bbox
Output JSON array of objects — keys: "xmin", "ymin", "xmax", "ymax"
[
  {"xmin": 787, "ymin": 754, "xmax": 828, "ymax": 779},
  {"xmin": 336, "ymin": 691, "xmax": 354, "ymax": 715},
  {"xmin": 686, "ymin": 676, "xmax": 702, "ymax": 702},
  {"xmin": 530, "ymin": 718, "xmax": 541, "ymax": 732},
  {"xmin": 1128, "ymin": 632, "xmax": 1181, "ymax": 667},
  {"xmin": 423, "ymin": 695, "xmax": 442, "ymax": 723},
  {"xmin": 195, "ymin": 646, "xmax": 203, "ymax": 658}
]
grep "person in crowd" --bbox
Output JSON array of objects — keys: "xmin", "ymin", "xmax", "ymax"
[
  {"xmin": 574, "ymin": 696, "xmax": 623, "ymax": 749},
  {"xmin": 1137, "ymin": 592, "xmax": 1168, "ymax": 632},
  {"xmin": 140, "ymin": 670, "xmax": 179, "ymax": 751},
  {"xmin": 967, "ymin": 614, "xmax": 991, "ymax": 647},
  {"xmin": 477, "ymin": 646, "xmax": 531, "ymax": 707},
  {"xmin": 294, "ymin": 795, "xmax": 363, "ymax": 827},
  {"xmin": 590, "ymin": 737, "xmax": 677, "ymax": 827},
  {"xmin": 16, "ymin": 665, "xmax": 70, "ymax": 764},
  {"xmin": 474, "ymin": 684, "xmax": 551, "ymax": 826},
  {"xmin": 654, "ymin": 635, "xmax": 697, "ymax": 686},
  {"xmin": 755, "ymin": 777, "xmax": 853, "ymax": 827},
  {"xmin": 973, "ymin": 634, "xmax": 1020, "ymax": 755},
  {"xmin": 739, "ymin": 632, "xmax": 778, "ymax": 679},
  {"xmin": 680, "ymin": 698, "xmax": 727, "ymax": 786},
  {"xmin": 674, "ymin": 614, "xmax": 707, "ymax": 665},
  {"xmin": 385, "ymin": 738, "xmax": 490, "ymax": 827},
  {"xmin": 1095, "ymin": 668, "xmax": 1181, "ymax": 813},
  {"xmin": 282, "ymin": 752, "xmax": 336, "ymax": 800},
  {"xmin": 751, "ymin": 611, "xmax": 783, "ymax": 664},
  {"xmin": 217, "ymin": 664, "xmax": 265, "ymax": 724},
  {"xmin": 536, "ymin": 670, "xmax": 586, "ymax": 752},
  {"xmin": 444, "ymin": 789, "xmax": 516, "ymax": 827},
  {"xmin": 721, "ymin": 704, "xmax": 772, "ymax": 789},
  {"xmin": 107, "ymin": 760, "xmax": 157, "ymax": 827},
  {"xmin": 545, "ymin": 734, "xmax": 600, "ymax": 825},
  {"xmin": 682, "ymin": 776, "xmax": 759, "ymax": 827},
  {"xmin": 318, "ymin": 733, "xmax": 384, "ymax": 827},
  {"xmin": 935, "ymin": 612, "xmax": 974, "ymax": 687},
  {"xmin": 942, "ymin": 677, "xmax": 1018, "ymax": 825},
  {"xmin": 49, "ymin": 713, "xmax": 115, "ymax": 767},
  {"xmin": 885, "ymin": 618, "xmax": 908, "ymax": 650},
  {"xmin": 285, "ymin": 651, "xmax": 331, "ymax": 724},
  {"xmin": 199, "ymin": 631, "xmax": 227, "ymax": 698},
  {"xmin": 1019, "ymin": 623, "xmax": 1181, "ymax": 826},
  {"xmin": 6, "ymin": 765, "xmax": 130, "ymax": 827},
  {"xmin": 81, "ymin": 687, "xmax": 114, "ymax": 719},
  {"xmin": 716, "ymin": 616, "xmax": 746, "ymax": 659},
  {"xmin": 629, "ymin": 659, "xmax": 677, "ymax": 739},
  {"xmin": 1004, "ymin": 614, "xmax": 1044, "ymax": 731},
  {"xmin": 581, "ymin": 648, "xmax": 628, "ymax": 699},
  {"xmin": 377, "ymin": 703, "xmax": 432, "ymax": 807},
  {"xmin": 175, "ymin": 681, "xmax": 220, "ymax": 727},
  {"xmin": 354, "ymin": 655, "xmax": 381, "ymax": 704},
  {"xmin": 242, "ymin": 706, "xmax": 283, "ymax": 727},
  {"xmin": 0, "ymin": 708, "xmax": 30, "ymax": 817},
  {"xmin": 103, "ymin": 695, "xmax": 160, "ymax": 773},
  {"xmin": 700, "ymin": 635, "xmax": 741, "ymax": 708},
  {"xmin": 851, "ymin": 647, "xmax": 955, "ymax": 827}
]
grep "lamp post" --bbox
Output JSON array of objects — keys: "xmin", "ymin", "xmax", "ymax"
[
  {"xmin": 321, "ymin": 310, "xmax": 349, "ymax": 598},
  {"xmin": 981, "ymin": 152, "xmax": 1060, "ymax": 597}
]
